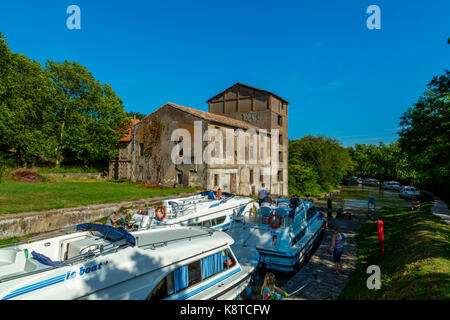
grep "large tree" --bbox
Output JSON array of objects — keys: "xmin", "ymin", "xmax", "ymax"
[
  {"xmin": 46, "ymin": 60, "xmax": 129, "ymax": 168},
  {"xmin": 398, "ymin": 70, "xmax": 450, "ymax": 192},
  {"xmin": 0, "ymin": 32, "xmax": 57, "ymax": 167}
]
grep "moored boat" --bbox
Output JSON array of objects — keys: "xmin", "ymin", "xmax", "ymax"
[
  {"xmin": 399, "ymin": 186, "xmax": 420, "ymax": 199},
  {"xmin": 0, "ymin": 224, "xmax": 258, "ymax": 300},
  {"xmin": 362, "ymin": 178, "xmax": 380, "ymax": 187},
  {"xmin": 227, "ymin": 198, "xmax": 326, "ymax": 273},
  {"xmin": 128, "ymin": 191, "xmax": 255, "ymax": 231}
]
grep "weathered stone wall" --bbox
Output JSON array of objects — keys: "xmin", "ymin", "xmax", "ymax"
[
  {"xmin": 0, "ymin": 193, "xmax": 194, "ymax": 240},
  {"xmin": 130, "ymin": 106, "xmax": 208, "ymax": 188},
  {"xmin": 45, "ymin": 172, "xmax": 107, "ymax": 180}
]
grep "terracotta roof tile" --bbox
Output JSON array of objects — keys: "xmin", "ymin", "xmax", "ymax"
[
  {"xmin": 120, "ymin": 118, "xmax": 141, "ymax": 142},
  {"xmin": 165, "ymin": 102, "xmax": 262, "ymax": 131}
]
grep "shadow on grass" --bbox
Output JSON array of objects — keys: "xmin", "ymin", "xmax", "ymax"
[{"xmin": 338, "ymin": 197, "xmax": 450, "ymax": 300}]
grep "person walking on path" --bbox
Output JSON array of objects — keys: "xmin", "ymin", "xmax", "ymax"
[
  {"xmin": 258, "ymin": 183, "xmax": 268, "ymax": 207},
  {"xmin": 260, "ymin": 272, "xmax": 289, "ymax": 300},
  {"xmin": 330, "ymin": 227, "xmax": 346, "ymax": 275}
]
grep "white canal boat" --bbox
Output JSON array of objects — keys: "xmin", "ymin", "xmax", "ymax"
[
  {"xmin": 399, "ymin": 186, "xmax": 420, "ymax": 199},
  {"xmin": 227, "ymin": 198, "xmax": 326, "ymax": 273},
  {"xmin": 129, "ymin": 191, "xmax": 255, "ymax": 231},
  {"xmin": 0, "ymin": 224, "xmax": 259, "ymax": 300}
]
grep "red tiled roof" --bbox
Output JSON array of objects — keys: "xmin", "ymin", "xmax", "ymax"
[
  {"xmin": 120, "ymin": 118, "xmax": 141, "ymax": 142},
  {"xmin": 165, "ymin": 102, "xmax": 262, "ymax": 131}
]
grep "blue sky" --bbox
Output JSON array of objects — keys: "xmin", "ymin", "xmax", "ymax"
[{"xmin": 0, "ymin": 0, "xmax": 448, "ymax": 147}]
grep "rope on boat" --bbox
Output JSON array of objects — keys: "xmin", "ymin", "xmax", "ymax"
[{"xmin": 286, "ymin": 273, "xmax": 318, "ymax": 297}]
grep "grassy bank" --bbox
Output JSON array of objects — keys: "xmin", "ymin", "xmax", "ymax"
[
  {"xmin": 338, "ymin": 199, "xmax": 450, "ymax": 299},
  {"xmin": 0, "ymin": 181, "xmax": 196, "ymax": 215}
]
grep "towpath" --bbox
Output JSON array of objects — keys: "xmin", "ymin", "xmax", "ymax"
[
  {"xmin": 282, "ymin": 207, "xmax": 367, "ymax": 300},
  {"xmin": 423, "ymin": 191, "xmax": 450, "ymax": 225}
]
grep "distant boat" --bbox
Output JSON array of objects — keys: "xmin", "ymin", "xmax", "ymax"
[
  {"xmin": 346, "ymin": 176, "xmax": 362, "ymax": 185},
  {"xmin": 362, "ymin": 178, "xmax": 380, "ymax": 187},
  {"xmin": 399, "ymin": 186, "xmax": 420, "ymax": 199},
  {"xmin": 381, "ymin": 181, "xmax": 401, "ymax": 191}
]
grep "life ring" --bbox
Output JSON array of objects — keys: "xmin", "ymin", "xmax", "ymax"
[
  {"xmin": 155, "ymin": 206, "xmax": 167, "ymax": 221},
  {"xmin": 268, "ymin": 214, "xmax": 282, "ymax": 229}
]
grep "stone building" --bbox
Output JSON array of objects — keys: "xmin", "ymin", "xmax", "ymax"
[
  {"xmin": 207, "ymin": 83, "xmax": 289, "ymax": 196},
  {"xmin": 109, "ymin": 83, "xmax": 289, "ymax": 197},
  {"xmin": 109, "ymin": 118, "xmax": 140, "ymax": 180}
]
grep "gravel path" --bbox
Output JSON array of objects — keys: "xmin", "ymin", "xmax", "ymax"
[
  {"xmin": 282, "ymin": 208, "xmax": 367, "ymax": 300},
  {"xmin": 423, "ymin": 191, "xmax": 450, "ymax": 225}
]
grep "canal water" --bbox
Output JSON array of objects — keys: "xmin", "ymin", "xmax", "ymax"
[
  {"xmin": 315, "ymin": 185, "xmax": 412, "ymax": 210},
  {"xmin": 249, "ymin": 185, "xmax": 412, "ymax": 300}
]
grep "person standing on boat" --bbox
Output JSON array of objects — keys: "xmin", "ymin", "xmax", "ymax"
[
  {"xmin": 330, "ymin": 228, "xmax": 346, "ymax": 275},
  {"xmin": 217, "ymin": 187, "xmax": 223, "ymax": 198},
  {"xmin": 105, "ymin": 211, "xmax": 120, "ymax": 227},
  {"xmin": 260, "ymin": 272, "xmax": 289, "ymax": 300},
  {"xmin": 258, "ymin": 183, "xmax": 268, "ymax": 206},
  {"xmin": 319, "ymin": 207, "xmax": 328, "ymax": 229}
]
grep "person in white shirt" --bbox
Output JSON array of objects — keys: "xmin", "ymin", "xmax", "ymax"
[{"xmin": 258, "ymin": 183, "xmax": 267, "ymax": 206}]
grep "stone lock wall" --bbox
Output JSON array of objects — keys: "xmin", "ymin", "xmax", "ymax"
[{"xmin": 0, "ymin": 193, "xmax": 194, "ymax": 240}]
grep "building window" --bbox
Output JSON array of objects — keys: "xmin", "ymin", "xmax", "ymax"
[
  {"xmin": 139, "ymin": 143, "xmax": 144, "ymax": 156},
  {"xmin": 278, "ymin": 115, "xmax": 282, "ymax": 126},
  {"xmin": 278, "ymin": 170, "xmax": 283, "ymax": 182},
  {"xmin": 177, "ymin": 172, "xmax": 183, "ymax": 185},
  {"xmin": 279, "ymin": 151, "xmax": 283, "ymax": 163},
  {"xmin": 214, "ymin": 174, "xmax": 219, "ymax": 187},
  {"xmin": 279, "ymin": 134, "xmax": 283, "ymax": 145},
  {"xmin": 250, "ymin": 170, "xmax": 254, "ymax": 184}
]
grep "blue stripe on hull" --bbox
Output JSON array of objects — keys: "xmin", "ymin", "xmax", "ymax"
[{"xmin": 2, "ymin": 273, "xmax": 66, "ymax": 300}]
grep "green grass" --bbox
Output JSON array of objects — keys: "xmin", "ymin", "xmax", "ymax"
[
  {"xmin": 0, "ymin": 181, "xmax": 196, "ymax": 215},
  {"xmin": 37, "ymin": 167, "xmax": 102, "ymax": 174},
  {"xmin": 338, "ymin": 198, "xmax": 450, "ymax": 299}
]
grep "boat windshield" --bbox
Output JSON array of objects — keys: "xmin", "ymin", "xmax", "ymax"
[{"xmin": 244, "ymin": 206, "xmax": 295, "ymax": 228}]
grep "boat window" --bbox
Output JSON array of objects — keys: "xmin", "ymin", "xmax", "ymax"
[
  {"xmin": 201, "ymin": 220, "xmax": 211, "ymax": 227},
  {"xmin": 216, "ymin": 216, "xmax": 226, "ymax": 225},
  {"xmin": 222, "ymin": 248, "xmax": 236, "ymax": 270},
  {"xmin": 306, "ymin": 207, "xmax": 316, "ymax": 221},
  {"xmin": 147, "ymin": 274, "xmax": 174, "ymax": 300},
  {"xmin": 292, "ymin": 228, "xmax": 306, "ymax": 246},
  {"xmin": 188, "ymin": 261, "xmax": 202, "ymax": 287}
]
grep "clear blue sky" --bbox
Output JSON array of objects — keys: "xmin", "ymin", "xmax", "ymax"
[{"xmin": 1, "ymin": 0, "xmax": 448, "ymax": 147}]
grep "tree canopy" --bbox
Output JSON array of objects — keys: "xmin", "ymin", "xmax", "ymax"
[
  {"xmin": 0, "ymin": 31, "xmax": 130, "ymax": 169},
  {"xmin": 398, "ymin": 70, "xmax": 449, "ymax": 195},
  {"xmin": 289, "ymin": 135, "xmax": 354, "ymax": 196}
]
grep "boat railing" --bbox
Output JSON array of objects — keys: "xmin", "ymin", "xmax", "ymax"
[
  {"xmin": 238, "ymin": 210, "xmax": 295, "ymax": 229},
  {"xmin": 137, "ymin": 227, "xmax": 215, "ymax": 250},
  {"xmin": 0, "ymin": 236, "xmax": 131, "ymax": 284}
]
